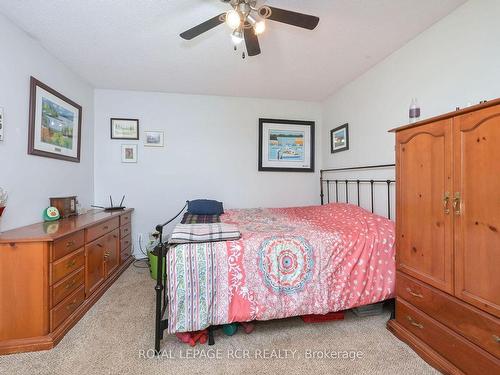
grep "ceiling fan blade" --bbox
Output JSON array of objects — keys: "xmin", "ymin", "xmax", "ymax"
[
  {"xmin": 260, "ymin": 6, "xmax": 319, "ymax": 30},
  {"xmin": 243, "ymin": 24, "xmax": 261, "ymax": 56},
  {"xmin": 180, "ymin": 13, "xmax": 225, "ymax": 40}
]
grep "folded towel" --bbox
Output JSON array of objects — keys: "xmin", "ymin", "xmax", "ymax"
[{"xmin": 170, "ymin": 223, "xmax": 241, "ymax": 244}]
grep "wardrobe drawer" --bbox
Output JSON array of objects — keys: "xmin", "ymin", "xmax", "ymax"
[
  {"xmin": 51, "ymin": 249, "xmax": 85, "ymax": 285},
  {"xmin": 51, "ymin": 268, "xmax": 84, "ymax": 307},
  {"xmin": 397, "ymin": 272, "xmax": 500, "ymax": 357},
  {"xmin": 121, "ymin": 246, "xmax": 131, "ymax": 263},
  {"xmin": 396, "ymin": 299, "xmax": 500, "ymax": 375},
  {"xmin": 120, "ymin": 234, "xmax": 132, "ymax": 251},
  {"xmin": 120, "ymin": 223, "xmax": 131, "ymax": 239},
  {"xmin": 51, "ymin": 285, "xmax": 85, "ymax": 331},
  {"xmin": 86, "ymin": 217, "xmax": 119, "ymax": 242},
  {"xmin": 120, "ymin": 212, "xmax": 131, "ymax": 226},
  {"xmin": 52, "ymin": 231, "xmax": 84, "ymax": 261}
]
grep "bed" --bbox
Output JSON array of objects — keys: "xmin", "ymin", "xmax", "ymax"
[{"xmin": 154, "ymin": 164, "xmax": 396, "ymax": 351}]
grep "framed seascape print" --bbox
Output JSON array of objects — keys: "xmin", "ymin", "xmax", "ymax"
[
  {"xmin": 144, "ymin": 130, "xmax": 164, "ymax": 147},
  {"xmin": 28, "ymin": 77, "xmax": 82, "ymax": 162},
  {"xmin": 330, "ymin": 123, "xmax": 349, "ymax": 153},
  {"xmin": 121, "ymin": 144, "xmax": 137, "ymax": 163},
  {"xmin": 111, "ymin": 118, "xmax": 139, "ymax": 140},
  {"xmin": 258, "ymin": 118, "xmax": 315, "ymax": 172}
]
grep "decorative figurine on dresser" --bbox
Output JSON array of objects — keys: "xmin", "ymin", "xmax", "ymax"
[
  {"xmin": 387, "ymin": 99, "xmax": 500, "ymax": 374},
  {"xmin": 0, "ymin": 207, "xmax": 133, "ymax": 354}
]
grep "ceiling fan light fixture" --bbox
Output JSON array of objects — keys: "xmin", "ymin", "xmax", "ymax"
[
  {"xmin": 254, "ymin": 20, "xmax": 266, "ymax": 35},
  {"xmin": 231, "ymin": 30, "xmax": 244, "ymax": 45},
  {"xmin": 225, "ymin": 9, "xmax": 241, "ymax": 30}
]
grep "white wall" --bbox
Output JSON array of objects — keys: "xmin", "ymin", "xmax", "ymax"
[
  {"xmin": 321, "ymin": 0, "xmax": 500, "ymax": 170},
  {"xmin": 94, "ymin": 90, "xmax": 321, "ymax": 257},
  {"xmin": 0, "ymin": 13, "xmax": 94, "ymax": 231}
]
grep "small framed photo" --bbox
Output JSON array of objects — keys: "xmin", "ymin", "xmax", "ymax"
[
  {"xmin": 330, "ymin": 123, "xmax": 349, "ymax": 153},
  {"xmin": 111, "ymin": 118, "xmax": 139, "ymax": 140},
  {"xmin": 121, "ymin": 144, "xmax": 137, "ymax": 163},
  {"xmin": 144, "ymin": 130, "xmax": 164, "ymax": 147}
]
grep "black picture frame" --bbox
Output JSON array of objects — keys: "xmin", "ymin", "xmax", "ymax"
[
  {"xmin": 258, "ymin": 118, "xmax": 315, "ymax": 172},
  {"xmin": 28, "ymin": 77, "xmax": 82, "ymax": 163},
  {"xmin": 110, "ymin": 118, "xmax": 140, "ymax": 140},
  {"xmin": 330, "ymin": 123, "xmax": 349, "ymax": 154}
]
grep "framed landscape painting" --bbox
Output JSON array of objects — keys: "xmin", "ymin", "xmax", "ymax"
[
  {"xmin": 258, "ymin": 118, "xmax": 315, "ymax": 172},
  {"xmin": 330, "ymin": 123, "xmax": 349, "ymax": 153},
  {"xmin": 111, "ymin": 118, "xmax": 139, "ymax": 140},
  {"xmin": 28, "ymin": 77, "xmax": 82, "ymax": 162}
]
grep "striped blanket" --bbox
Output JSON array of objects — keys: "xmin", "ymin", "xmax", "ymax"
[
  {"xmin": 181, "ymin": 213, "xmax": 221, "ymax": 224},
  {"xmin": 169, "ymin": 223, "xmax": 241, "ymax": 244}
]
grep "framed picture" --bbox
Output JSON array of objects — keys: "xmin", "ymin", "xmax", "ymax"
[
  {"xmin": 121, "ymin": 144, "xmax": 137, "ymax": 163},
  {"xmin": 28, "ymin": 77, "xmax": 82, "ymax": 162},
  {"xmin": 111, "ymin": 118, "xmax": 139, "ymax": 140},
  {"xmin": 144, "ymin": 130, "xmax": 164, "ymax": 147},
  {"xmin": 258, "ymin": 118, "xmax": 315, "ymax": 172},
  {"xmin": 330, "ymin": 123, "xmax": 349, "ymax": 153}
]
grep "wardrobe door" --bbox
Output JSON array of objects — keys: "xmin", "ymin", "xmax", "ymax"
[
  {"xmin": 454, "ymin": 105, "xmax": 500, "ymax": 318},
  {"xmin": 396, "ymin": 119, "xmax": 454, "ymax": 293}
]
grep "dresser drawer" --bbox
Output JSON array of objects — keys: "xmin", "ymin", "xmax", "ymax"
[
  {"xmin": 120, "ymin": 212, "xmax": 131, "ymax": 226},
  {"xmin": 120, "ymin": 234, "xmax": 132, "ymax": 251},
  {"xmin": 51, "ymin": 249, "xmax": 85, "ymax": 285},
  {"xmin": 51, "ymin": 285, "xmax": 85, "ymax": 331},
  {"xmin": 396, "ymin": 299, "xmax": 499, "ymax": 374},
  {"xmin": 121, "ymin": 246, "xmax": 131, "ymax": 263},
  {"xmin": 86, "ymin": 217, "xmax": 119, "ymax": 242},
  {"xmin": 397, "ymin": 272, "xmax": 500, "ymax": 357},
  {"xmin": 51, "ymin": 267, "xmax": 84, "ymax": 307},
  {"xmin": 52, "ymin": 231, "xmax": 84, "ymax": 261},
  {"xmin": 120, "ymin": 223, "xmax": 131, "ymax": 239}
]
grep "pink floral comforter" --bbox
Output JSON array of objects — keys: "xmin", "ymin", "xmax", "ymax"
[{"xmin": 166, "ymin": 203, "xmax": 395, "ymax": 333}]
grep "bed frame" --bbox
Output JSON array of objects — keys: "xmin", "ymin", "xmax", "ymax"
[{"xmin": 153, "ymin": 164, "xmax": 395, "ymax": 353}]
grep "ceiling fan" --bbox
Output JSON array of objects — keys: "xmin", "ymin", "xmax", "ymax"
[{"xmin": 180, "ymin": 0, "xmax": 320, "ymax": 58}]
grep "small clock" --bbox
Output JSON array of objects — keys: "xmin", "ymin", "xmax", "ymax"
[{"xmin": 43, "ymin": 206, "xmax": 60, "ymax": 222}]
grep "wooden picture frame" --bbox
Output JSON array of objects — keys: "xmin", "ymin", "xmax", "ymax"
[
  {"xmin": 111, "ymin": 118, "xmax": 139, "ymax": 140},
  {"xmin": 258, "ymin": 118, "xmax": 315, "ymax": 172},
  {"xmin": 330, "ymin": 123, "xmax": 349, "ymax": 153},
  {"xmin": 28, "ymin": 77, "xmax": 82, "ymax": 162}
]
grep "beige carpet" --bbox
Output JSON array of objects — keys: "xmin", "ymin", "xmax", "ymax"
[{"xmin": 0, "ymin": 265, "xmax": 438, "ymax": 375}]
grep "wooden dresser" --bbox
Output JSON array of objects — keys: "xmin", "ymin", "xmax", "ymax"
[
  {"xmin": 0, "ymin": 208, "xmax": 134, "ymax": 355},
  {"xmin": 388, "ymin": 100, "xmax": 500, "ymax": 374}
]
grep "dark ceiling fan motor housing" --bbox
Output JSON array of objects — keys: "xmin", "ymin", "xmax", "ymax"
[{"xmin": 180, "ymin": 0, "xmax": 320, "ymax": 58}]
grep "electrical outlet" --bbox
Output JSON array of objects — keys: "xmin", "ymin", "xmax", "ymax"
[{"xmin": 0, "ymin": 107, "xmax": 4, "ymax": 141}]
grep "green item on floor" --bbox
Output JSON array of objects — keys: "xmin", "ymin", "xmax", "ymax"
[
  {"xmin": 222, "ymin": 323, "xmax": 238, "ymax": 336},
  {"xmin": 148, "ymin": 250, "xmax": 166, "ymax": 280}
]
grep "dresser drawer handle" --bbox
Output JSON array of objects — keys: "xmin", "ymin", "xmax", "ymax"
[
  {"xmin": 406, "ymin": 288, "xmax": 424, "ymax": 299},
  {"xmin": 67, "ymin": 260, "xmax": 77, "ymax": 268},
  {"xmin": 65, "ymin": 280, "xmax": 77, "ymax": 290},
  {"xmin": 493, "ymin": 335, "xmax": 500, "ymax": 344},
  {"xmin": 66, "ymin": 240, "xmax": 75, "ymax": 248},
  {"xmin": 407, "ymin": 315, "xmax": 424, "ymax": 329},
  {"xmin": 66, "ymin": 300, "xmax": 78, "ymax": 310}
]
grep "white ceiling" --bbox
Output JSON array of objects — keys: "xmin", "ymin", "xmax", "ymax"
[{"xmin": 0, "ymin": 0, "xmax": 466, "ymax": 101}]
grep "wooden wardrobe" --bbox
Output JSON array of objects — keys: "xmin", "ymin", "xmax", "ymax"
[{"xmin": 388, "ymin": 100, "xmax": 500, "ymax": 374}]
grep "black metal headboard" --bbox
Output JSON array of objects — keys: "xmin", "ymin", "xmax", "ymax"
[{"xmin": 320, "ymin": 164, "xmax": 396, "ymax": 220}]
